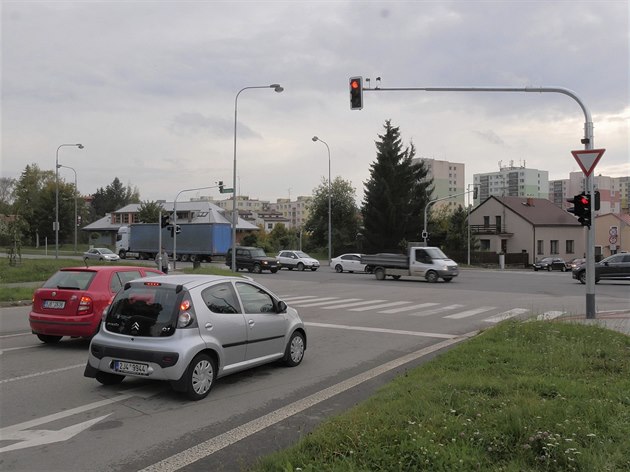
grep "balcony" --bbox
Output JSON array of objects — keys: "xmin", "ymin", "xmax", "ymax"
[{"xmin": 470, "ymin": 225, "xmax": 513, "ymax": 236}]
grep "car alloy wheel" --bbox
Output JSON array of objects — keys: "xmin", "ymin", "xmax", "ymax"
[
  {"xmin": 185, "ymin": 353, "xmax": 215, "ymax": 401},
  {"xmin": 297, "ymin": 262, "xmax": 305, "ymax": 271},
  {"xmin": 425, "ymin": 271, "xmax": 439, "ymax": 283},
  {"xmin": 335, "ymin": 264, "xmax": 343, "ymax": 273}
]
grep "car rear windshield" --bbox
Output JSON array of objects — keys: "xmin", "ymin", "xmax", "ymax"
[
  {"xmin": 105, "ymin": 284, "xmax": 183, "ymax": 337},
  {"xmin": 43, "ymin": 270, "xmax": 96, "ymax": 290}
]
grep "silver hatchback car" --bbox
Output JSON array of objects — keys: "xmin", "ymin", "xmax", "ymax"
[{"xmin": 84, "ymin": 274, "xmax": 306, "ymax": 400}]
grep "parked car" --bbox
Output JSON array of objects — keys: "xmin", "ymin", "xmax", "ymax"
[
  {"xmin": 569, "ymin": 257, "xmax": 586, "ymax": 270},
  {"xmin": 83, "ymin": 247, "xmax": 120, "ymax": 262},
  {"xmin": 84, "ymin": 274, "xmax": 306, "ymax": 400},
  {"xmin": 330, "ymin": 253, "xmax": 369, "ymax": 273},
  {"xmin": 532, "ymin": 257, "xmax": 569, "ymax": 272},
  {"xmin": 29, "ymin": 266, "xmax": 163, "ymax": 343},
  {"xmin": 572, "ymin": 253, "xmax": 630, "ymax": 284},
  {"xmin": 225, "ymin": 246, "xmax": 279, "ymax": 273},
  {"xmin": 277, "ymin": 250, "xmax": 320, "ymax": 271}
]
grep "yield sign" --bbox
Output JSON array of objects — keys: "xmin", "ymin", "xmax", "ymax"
[{"xmin": 571, "ymin": 149, "xmax": 605, "ymax": 176}]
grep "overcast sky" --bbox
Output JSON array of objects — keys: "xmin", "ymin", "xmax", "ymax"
[{"xmin": 2, "ymin": 1, "xmax": 628, "ymax": 205}]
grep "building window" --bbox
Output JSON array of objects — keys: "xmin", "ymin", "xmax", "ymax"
[
  {"xmin": 550, "ymin": 240, "xmax": 559, "ymax": 255},
  {"xmin": 537, "ymin": 240, "xmax": 544, "ymax": 255},
  {"xmin": 566, "ymin": 240, "xmax": 574, "ymax": 254},
  {"xmin": 480, "ymin": 239, "xmax": 490, "ymax": 251}
]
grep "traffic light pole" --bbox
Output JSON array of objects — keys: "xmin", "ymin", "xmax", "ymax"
[{"xmin": 364, "ymin": 84, "xmax": 596, "ymax": 318}]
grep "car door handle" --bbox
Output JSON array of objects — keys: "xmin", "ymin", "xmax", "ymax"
[
  {"xmin": 205, "ymin": 322, "xmax": 213, "ymax": 330},
  {"xmin": 248, "ymin": 319, "xmax": 255, "ymax": 327}
]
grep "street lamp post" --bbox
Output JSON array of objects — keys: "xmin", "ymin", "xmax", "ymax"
[
  {"xmin": 55, "ymin": 143, "xmax": 83, "ymax": 259},
  {"xmin": 57, "ymin": 164, "xmax": 78, "ymax": 254},
  {"xmin": 232, "ymin": 84, "xmax": 283, "ymax": 272},
  {"xmin": 312, "ymin": 136, "xmax": 332, "ymax": 264}
]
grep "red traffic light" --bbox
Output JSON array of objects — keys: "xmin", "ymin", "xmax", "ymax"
[
  {"xmin": 349, "ymin": 76, "xmax": 363, "ymax": 110},
  {"xmin": 578, "ymin": 195, "xmax": 589, "ymax": 205},
  {"xmin": 351, "ymin": 80, "xmax": 360, "ymax": 89}
]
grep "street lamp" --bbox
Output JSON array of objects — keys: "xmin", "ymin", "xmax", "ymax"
[
  {"xmin": 312, "ymin": 136, "xmax": 332, "ymax": 264},
  {"xmin": 57, "ymin": 164, "xmax": 78, "ymax": 254},
  {"xmin": 55, "ymin": 143, "xmax": 84, "ymax": 258},
  {"xmin": 231, "ymin": 84, "xmax": 283, "ymax": 272}
]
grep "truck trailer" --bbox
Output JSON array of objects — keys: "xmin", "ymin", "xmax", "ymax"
[
  {"xmin": 361, "ymin": 246, "xmax": 459, "ymax": 283},
  {"xmin": 116, "ymin": 223, "xmax": 231, "ymax": 262}
]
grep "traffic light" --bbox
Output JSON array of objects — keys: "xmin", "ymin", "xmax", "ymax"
[
  {"xmin": 567, "ymin": 193, "xmax": 591, "ymax": 227},
  {"xmin": 349, "ymin": 77, "xmax": 363, "ymax": 110},
  {"xmin": 473, "ymin": 186, "xmax": 478, "ymax": 199},
  {"xmin": 218, "ymin": 181, "xmax": 224, "ymax": 193},
  {"xmin": 168, "ymin": 225, "xmax": 181, "ymax": 237},
  {"xmin": 161, "ymin": 214, "xmax": 170, "ymax": 228},
  {"xmin": 594, "ymin": 190, "xmax": 600, "ymax": 211}
]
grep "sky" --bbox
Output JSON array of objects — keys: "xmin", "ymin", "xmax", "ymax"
[{"xmin": 1, "ymin": 1, "xmax": 629, "ymax": 205}]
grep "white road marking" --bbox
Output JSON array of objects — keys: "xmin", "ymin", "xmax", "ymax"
[
  {"xmin": 292, "ymin": 298, "xmax": 359, "ymax": 307},
  {"xmin": 379, "ymin": 303, "xmax": 439, "ymax": 314},
  {"xmin": 280, "ymin": 295, "xmax": 319, "ymax": 302},
  {"xmin": 409, "ymin": 304, "xmax": 465, "ymax": 317},
  {"xmin": 138, "ymin": 331, "xmax": 476, "ymax": 472},
  {"xmin": 305, "ymin": 321, "xmax": 457, "ymax": 339},
  {"xmin": 349, "ymin": 301, "xmax": 411, "ymax": 311},
  {"xmin": 322, "ymin": 300, "xmax": 387, "ymax": 309},
  {"xmin": 483, "ymin": 308, "xmax": 529, "ymax": 323},
  {"xmin": 444, "ymin": 307, "xmax": 496, "ymax": 320},
  {"xmin": 0, "ymin": 364, "xmax": 85, "ymax": 384},
  {"xmin": 0, "ymin": 332, "xmax": 31, "ymax": 339},
  {"xmin": 0, "ymin": 345, "xmax": 35, "ymax": 355}
]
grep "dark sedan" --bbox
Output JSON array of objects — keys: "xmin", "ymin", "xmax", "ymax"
[
  {"xmin": 572, "ymin": 253, "xmax": 630, "ymax": 284},
  {"xmin": 533, "ymin": 257, "xmax": 569, "ymax": 272}
]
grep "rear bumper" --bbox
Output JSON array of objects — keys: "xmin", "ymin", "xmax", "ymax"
[{"xmin": 29, "ymin": 312, "xmax": 99, "ymax": 338}]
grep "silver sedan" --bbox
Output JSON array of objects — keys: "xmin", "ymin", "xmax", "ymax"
[{"xmin": 83, "ymin": 247, "xmax": 121, "ymax": 262}]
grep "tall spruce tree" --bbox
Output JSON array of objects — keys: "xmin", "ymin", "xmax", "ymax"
[{"xmin": 361, "ymin": 120, "xmax": 433, "ymax": 253}]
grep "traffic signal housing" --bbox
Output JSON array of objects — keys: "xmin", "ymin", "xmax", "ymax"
[
  {"xmin": 349, "ymin": 77, "xmax": 363, "ymax": 110},
  {"xmin": 218, "ymin": 180, "xmax": 224, "ymax": 193},
  {"xmin": 161, "ymin": 214, "xmax": 170, "ymax": 228},
  {"xmin": 567, "ymin": 193, "xmax": 591, "ymax": 227}
]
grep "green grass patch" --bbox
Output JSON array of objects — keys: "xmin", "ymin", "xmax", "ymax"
[
  {"xmin": 252, "ymin": 321, "xmax": 630, "ymax": 471},
  {"xmin": 0, "ymin": 258, "xmax": 90, "ymax": 284}
]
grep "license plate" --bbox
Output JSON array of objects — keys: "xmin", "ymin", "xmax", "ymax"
[
  {"xmin": 113, "ymin": 360, "xmax": 149, "ymax": 375},
  {"xmin": 43, "ymin": 300, "xmax": 65, "ymax": 309}
]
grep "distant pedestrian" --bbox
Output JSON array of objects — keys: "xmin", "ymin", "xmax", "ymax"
[{"xmin": 156, "ymin": 247, "xmax": 169, "ymax": 274}]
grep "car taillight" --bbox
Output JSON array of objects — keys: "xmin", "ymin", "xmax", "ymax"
[
  {"xmin": 177, "ymin": 299, "xmax": 194, "ymax": 328},
  {"xmin": 78, "ymin": 295, "xmax": 93, "ymax": 314}
]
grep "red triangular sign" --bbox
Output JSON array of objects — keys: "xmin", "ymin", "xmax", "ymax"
[{"xmin": 571, "ymin": 149, "xmax": 605, "ymax": 177}]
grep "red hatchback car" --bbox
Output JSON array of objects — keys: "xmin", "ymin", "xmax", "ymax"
[{"xmin": 29, "ymin": 265, "xmax": 163, "ymax": 343}]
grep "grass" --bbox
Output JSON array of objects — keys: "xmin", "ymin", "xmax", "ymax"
[
  {"xmin": 0, "ymin": 257, "xmax": 239, "ymax": 303},
  {"xmin": 251, "ymin": 320, "xmax": 630, "ymax": 471}
]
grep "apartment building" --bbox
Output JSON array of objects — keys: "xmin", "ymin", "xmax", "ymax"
[
  {"xmin": 413, "ymin": 157, "xmax": 465, "ymax": 211},
  {"xmin": 473, "ymin": 162, "xmax": 549, "ymax": 206}
]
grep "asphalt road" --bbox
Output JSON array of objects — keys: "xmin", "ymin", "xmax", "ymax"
[{"xmin": 1, "ymin": 267, "xmax": 628, "ymax": 471}]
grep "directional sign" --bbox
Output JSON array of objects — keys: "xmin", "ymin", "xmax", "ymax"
[{"xmin": 571, "ymin": 149, "xmax": 605, "ymax": 177}]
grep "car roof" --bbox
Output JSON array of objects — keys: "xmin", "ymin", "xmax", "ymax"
[
  {"xmin": 60, "ymin": 266, "xmax": 159, "ymax": 273},
  {"xmin": 133, "ymin": 273, "xmax": 250, "ymax": 289}
]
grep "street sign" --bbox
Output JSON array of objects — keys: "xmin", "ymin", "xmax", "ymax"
[{"xmin": 571, "ymin": 149, "xmax": 605, "ymax": 176}]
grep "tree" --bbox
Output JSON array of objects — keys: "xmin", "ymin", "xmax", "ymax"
[
  {"xmin": 12, "ymin": 164, "xmax": 54, "ymax": 245},
  {"xmin": 304, "ymin": 176, "xmax": 361, "ymax": 256},
  {"xmin": 90, "ymin": 177, "xmax": 140, "ymax": 218},
  {"xmin": 0, "ymin": 177, "xmax": 15, "ymax": 215},
  {"xmin": 137, "ymin": 201, "xmax": 164, "ymax": 223},
  {"xmin": 361, "ymin": 120, "xmax": 433, "ymax": 253}
]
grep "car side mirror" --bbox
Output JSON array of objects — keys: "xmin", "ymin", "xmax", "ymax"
[{"xmin": 277, "ymin": 300, "xmax": 287, "ymax": 313}]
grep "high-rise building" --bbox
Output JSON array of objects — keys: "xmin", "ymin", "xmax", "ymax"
[
  {"xmin": 413, "ymin": 157, "xmax": 465, "ymax": 211},
  {"xmin": 473, "ymin": 161, "xmax": 549, "ymax": 206}
]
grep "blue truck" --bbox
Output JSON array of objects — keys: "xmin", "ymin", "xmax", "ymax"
[{"xmin": 116, "ymin": 223, "xmax": 231, "ymax": 262}]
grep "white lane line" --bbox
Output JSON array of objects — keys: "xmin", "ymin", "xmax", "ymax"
[
  {"xmin": 444, "ymin": 307, "xmax": 496, "ymax": 320},
  {"xmin": 322, "ymin": 300, "xmax": 387, "ymax": 310},
  {"xmin": 349, "ymin": 301, "xmax": 411, "ymax": 312},
  {"xmin": 409, "ymin": 304, "xmax": 465, "ymax": 317},
  {"xmin": 279, "ymin": 295, "xmax": 319, "ymax": 302},
  {"xmin": 305, "ymin": 322, "xmax": 456, "ymax": 339},
  {"xmin": 138, "ymin": 330, "xmax": 475, "ymax": 472},
  {"xmin": 484, "ymin": 308, "xmax": 529, "ymax": 323},
  {"xmin": 292, "ymin": 298, "xmax": 359, "ymax": 308},
  {"xmin": 0, "ymin": 332, "xmax": 32, "ymax": 339},
  {"xmin": 379, "ymin": 303, "xmax": 439, "ymax": 314},
  {"xmin": 0, "ymin": 364, "xmax": 85, "ymax": 384},
  {"xmin": 0, "ymin": 345, "xmax": 35, "ymax": 355}
]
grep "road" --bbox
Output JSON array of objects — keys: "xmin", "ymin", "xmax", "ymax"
[{"xmin": 1, "ymin": 268, "xmax": 627, "ymax": 471}]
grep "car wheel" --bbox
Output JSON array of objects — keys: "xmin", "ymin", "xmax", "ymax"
[
  {"xmin": 534, "ymin": 267, "xmax": 539, "ymax": 271},
  {"xmin": 578, "ymin": 272, "xmax": 586, "ymax": 284},
  {"xmin": 95, "ymin": 371, "xmax": 125, "ymax": 385},
  {"xmin": 270, "ymin": 268, "xmax": 278, "ymax": 273},
  {"xmin": 335, "ymin": 264, "xmax": 343, "ymax": 273},
  {"xmin": 284, "ymin": 331, "xmax": 305, "ymax": 367},
  {"xmin": 252, "ymin": 264, "xmax": 262, "ymax": 274},
  {"xmin": 181, "ymin": 254, "xmax": 190, "ymax": 262},
  {"xmin": 190, "ymin": 254, "xmax": 198, "ymax": 263},
  {"xmin": 184, "ymin": 353, "xmax": 216, "ymax": 401},
  {"xmin": 443, "ymin": 277, "xmax": 453, "ymax": 282},
  {"xmin": 375, "ymin": 268, "xmax": 386, "ymax": 280},
  {"xmin": 297, "ymin": 262, "xmax": 305, "ymax": 271},
  {"xmin": 36, "ymin": 334, "xmax": 62, "ymax": 344},
  {"xmin": 119, "ymin": 250, "xmax": 126, "ymax": 259},
  {"xmin": 561, "ymin": 266, "xmax": 567, "ymax": 272},
  {"xmin": 425, "ymin": 271, "xmax": 439, "ymax": 283}
]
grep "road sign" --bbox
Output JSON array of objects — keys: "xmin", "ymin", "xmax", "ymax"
[{"xmin": 571, "ymin": 149, "xmax": 605, "ymax": 176}]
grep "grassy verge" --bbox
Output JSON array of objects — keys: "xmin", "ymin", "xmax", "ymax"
[
  {"xmin": 252, "ymin": 321, "xmax": 630, "ymax": 471},
  {"xmin": 0, "ymin": 258, "xmax": 89, "ymax": 284}
]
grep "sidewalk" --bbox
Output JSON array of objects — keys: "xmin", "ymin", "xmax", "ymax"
[{"xmin": 560, "ymin": 310, "xmax": 630, "ymax": 336}]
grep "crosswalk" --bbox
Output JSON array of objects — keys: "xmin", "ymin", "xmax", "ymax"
[{"xmin": 279, "ymin": 295, "xmax": 565, "ymax": 323}]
